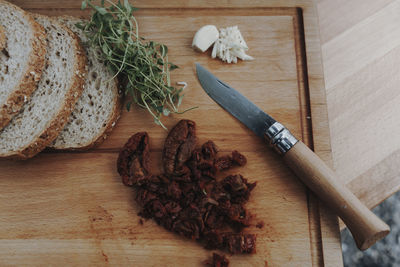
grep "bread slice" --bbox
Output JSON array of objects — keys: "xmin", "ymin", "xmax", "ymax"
[
  {"xmin": 0, "ymin": 0, "xmax": 47, "ymax": 130},
  {"xmin": 0, "ymin": 14, "xmax": 87, "ymax": 159},
  {"xmin": 50, "ymin": 16, "xmax": 122, "ymax": 150}
]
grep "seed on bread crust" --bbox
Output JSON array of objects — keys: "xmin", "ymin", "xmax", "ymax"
[{"xmin": 0, "ymin": 24, "xmax": 5, "ymax": 50}]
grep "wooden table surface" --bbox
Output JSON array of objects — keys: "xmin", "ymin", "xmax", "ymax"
[
  {"xmin": 6, "ymin": 0, "xmax": 398, "ymax": 264},
  {"xmin": 317, "ymin": 0, "xmax": 400, "ymax": 214}
]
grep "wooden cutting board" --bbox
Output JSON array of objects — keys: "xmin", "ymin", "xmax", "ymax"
[{"xmin": 0, "ymin": 0, "xmax": 342, "ymax": 266}]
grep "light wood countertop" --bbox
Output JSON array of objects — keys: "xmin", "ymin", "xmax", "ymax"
[{"xmin": 318, "ymin": 0, "xmax": 400, "ymax": 211}]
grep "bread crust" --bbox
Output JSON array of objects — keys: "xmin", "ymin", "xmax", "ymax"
[
  {"xmin": 0, "ymin": 0, "xmax": 47, "ymax": 130},
  {"xmin": 0, "ymin": 15, "xmax": 87, "ymax": 159},
  {"xmin": 50, "ymin": 16, "xmax": 122, "ymax": 151}
]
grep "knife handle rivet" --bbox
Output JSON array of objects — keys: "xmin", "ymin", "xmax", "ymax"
[{"xmin": 264, "ymin": 122, "xmax": 298, "ymax": 154}]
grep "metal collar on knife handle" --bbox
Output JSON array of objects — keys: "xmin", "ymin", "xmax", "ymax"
[{"xmin": 265, "ymin": 122, "xmax": 298, "ymax": 154}]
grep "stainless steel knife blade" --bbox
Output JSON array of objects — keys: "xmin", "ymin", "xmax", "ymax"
[{"xmin": 195, "ymin": 63, "xmax": 275, "ymax": 137}]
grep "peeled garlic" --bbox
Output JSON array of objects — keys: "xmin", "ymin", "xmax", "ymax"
[
  {"xmin": 211, "ymin": 26, "xmax": 254, "ymax": 63},
  {"xmin": 192, "ymin": 25, "xmax": 219, "ymax": 52}
]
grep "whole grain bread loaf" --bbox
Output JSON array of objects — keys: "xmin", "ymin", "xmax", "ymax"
[
  {"xmin": 0, "ymin": 0, "xmax": 47, "ymax": 130},
  {"xmin": 50, "ymin": 16, "xmax": 122, "ymax": 150},
  {"xmin": 0, "ymin": 14, "xmax": 87, "ymax": 159}
]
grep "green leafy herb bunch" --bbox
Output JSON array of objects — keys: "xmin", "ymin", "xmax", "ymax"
[{"xmin": 80, "ymin": 0, "xmax": 194, "ymax": 128}]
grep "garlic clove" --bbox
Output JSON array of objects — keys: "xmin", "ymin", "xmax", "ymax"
[
  {"xmin": 192, "ymin": 25, "xmax": 219, "ymax": 52},
  {"xmin": 211, "ymin": 41, "xmax": 218, "ymax": 58},
  {"xmin": 209, "ymin": 26, "xmax": 254, "ymax": 63}
]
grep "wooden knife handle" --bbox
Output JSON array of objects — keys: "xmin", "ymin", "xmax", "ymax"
[{"xmin": 283, "ymin": 141, "xmax": 390, "ymax": 250}]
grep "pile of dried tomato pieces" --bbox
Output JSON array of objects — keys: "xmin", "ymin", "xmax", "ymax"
[{"xmin": 117, "ymin": 120, "xmax": 258, "ymax": 261}]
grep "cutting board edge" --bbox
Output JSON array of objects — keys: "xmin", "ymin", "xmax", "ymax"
[{"xmin": 300, "ymin": 1, "xmax": 343, "ymax": 266}]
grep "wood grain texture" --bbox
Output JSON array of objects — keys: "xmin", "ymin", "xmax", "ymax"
[
  {"xmin": 0, "ymin": 0, "xmax": 342, "ymax": 266},
  {"xmin": 317, "ymin": 0, "xmax": 400, "ymax": 222},
  {"xmin": 284, "ymin": 141, "xmax": 389, "ymax": 250}
]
